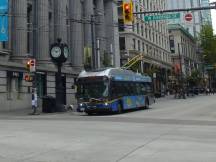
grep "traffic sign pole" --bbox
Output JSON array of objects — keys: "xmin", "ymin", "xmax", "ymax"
[{"xmin": 134, "ymin": 4, "xmax": 216, "ymax": 15}]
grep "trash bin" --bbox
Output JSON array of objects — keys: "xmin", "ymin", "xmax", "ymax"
[{"xmin": 42, "ymin": 96, "xmax": 56, "ymax": 113}]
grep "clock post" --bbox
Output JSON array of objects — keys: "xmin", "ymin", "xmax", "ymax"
[{"xmin": 50, "ymin": 38, "xmax": 69, "ymax": 111}]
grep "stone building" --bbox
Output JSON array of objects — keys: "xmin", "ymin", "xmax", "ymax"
[
  {"xmin": 0, "ymin": 0, "xmax": 120, "ymax": 111},
  {"xmin": 166, "ymin": 0, "xmax": 212, "ymax": 37},
  {"xmin": 168, "ymin": 24, "xmax": 199, "ymax": 77},
  {"xmin": 200, "ymin": 0, "xmax": 212, "ymax": 25},
  {"xmin": 118, "ymin": 0, "xmax": 172, "ymax": 96}
]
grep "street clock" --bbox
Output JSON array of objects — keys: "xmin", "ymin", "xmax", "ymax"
[
  {"xmin": 63, "ymin": 45, "xmax": 69, "ymax": 59},
  {"xmin": 50, "ymin": 46, "xmax": 62, "ymax": 58},
  {"xmin": 50, "ymin": 39, "xmax": 68, "ymax": 63}
]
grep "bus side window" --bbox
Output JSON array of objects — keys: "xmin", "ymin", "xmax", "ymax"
[
  {"xmin": 124, "ymin": 82, "xmax": 130, "ymax": 96},
  {"xmin": 111, "ymin": 82, "xmax": 116, "ymax": 98},
  {"xmin": 140, "ymin": 83, "xmax": 146, "ymax": 95},
  {"xmin": 136, "ymin": 83, "xmax": 141, "ymax": 95},
  {"xmin": 146, "ymin": 83, "xmax": 152, "ymax": 93},
  {"xmin": 111, "ymin": 82, "xmax": 122, "ymax": 98},
  {"xmin": 130, "ymin": 83, "xmax": 136, "ymax": 96}
]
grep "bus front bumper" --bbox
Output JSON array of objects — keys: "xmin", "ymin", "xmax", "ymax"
[
  {"xmin": 85, "ymin": 106, "xmax": 112, "ymax": 113},
  {"xmin": 77, "ymin": 103, "xmax": 112, "ymax": 113}
]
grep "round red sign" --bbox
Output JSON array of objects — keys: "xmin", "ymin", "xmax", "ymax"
[{"xmin": 185, "ymin": 13, "xmax": 193, "ymax": 22}]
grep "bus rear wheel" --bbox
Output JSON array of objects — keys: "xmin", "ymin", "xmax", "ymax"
[{"xmin": 145, "ymin": 99, "xmax": 149, "ymax": 109}]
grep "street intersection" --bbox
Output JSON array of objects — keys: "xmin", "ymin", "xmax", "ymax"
[{"xmin": 0, "ymin": 95, "xmax": 216, "ymax": 162}]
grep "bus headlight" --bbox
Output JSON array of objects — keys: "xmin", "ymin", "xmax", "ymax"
[
  {"xmin": 79, "ymin": 103, "xmax": 83, "ymax": 107},
  {"xmin": 104, "ymin": 102, "xmax": 109, "ymax": 106}
]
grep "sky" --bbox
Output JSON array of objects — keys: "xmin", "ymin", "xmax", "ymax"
[{"xmin": 210, "ymin": 0, "xmax": 216, "ymax": 33}]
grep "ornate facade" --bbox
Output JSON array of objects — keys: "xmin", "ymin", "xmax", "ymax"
[
  {"xmin": 118, "ymin": 0, "xmax": 172, "ymax": 96},
  {"xmin": 0, "ymin": 0, "xmax": 120, "ymax": 111}
]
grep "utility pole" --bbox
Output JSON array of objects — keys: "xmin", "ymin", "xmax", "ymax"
[
  {"xmin": 91, "ymin": 15, "xmax": 96, "ymax": 69},
  {"xmin": 178, "ymin": 43, "xmax": 186, "ymax": 99},
  {"xmin": 96, "ymin": 38, "xmax": 100, "ymax": 69},
  {"xmin": 31, "ymin": 0, "xmax": 38, "ymax": 115}
]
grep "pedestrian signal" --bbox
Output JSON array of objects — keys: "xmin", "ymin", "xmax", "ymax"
[
  {"xmin": 30, "ymin": 59, "xmax": 36, "ymax": 72},
  {"xmin": 123, "ymin": 2, "xmax": 133, "ymax": 24},
  {"xmin": 24, "ymin": 74, "xmax": 33, "ymax": 82}
]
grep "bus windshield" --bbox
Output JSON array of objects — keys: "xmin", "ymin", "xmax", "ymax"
[{"xmin": 77, "ymin": 81, "xmax": 109, "ymax": 99}]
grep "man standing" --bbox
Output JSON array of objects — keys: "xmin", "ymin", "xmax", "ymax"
[{"xmin": 31, "ymin": 88, "xmax": 39, "ymax": 115}]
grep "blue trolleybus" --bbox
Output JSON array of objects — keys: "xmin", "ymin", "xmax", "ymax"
[{"xmin": 76, "ymin": 68, "xmax": 155, "ymax": 115}]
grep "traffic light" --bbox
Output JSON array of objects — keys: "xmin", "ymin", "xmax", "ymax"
[
  {"xmin": 24, "ymin": 74, "xmax": 33, "ymax": 82},
  {"xmin": 26, "ymin": 60, "xmax": 31, "ymax": 71},
  {"xmin": 26, "ymin": 59, "xmax": 36, "ymax": 72},
  {"xmin": 30, "ymin": 59, "xmax": 36, "ymax": 72},
  {"xmin": 123, "ymin": 1, "xmax": 133, "ymax": 24}
]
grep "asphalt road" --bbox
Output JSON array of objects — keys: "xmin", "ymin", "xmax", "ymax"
[{"xmin": 0, "ymin": 95, "xmax": 216, "ymax": 162}]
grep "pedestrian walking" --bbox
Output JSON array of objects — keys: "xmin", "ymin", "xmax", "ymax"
[
  {"xmin": 206, "ymin": 87, "xmax": 210, "ymax": 95},
  {"xmin": 31, "ymin": 88, "xmax": 39, "ymax": 115}
]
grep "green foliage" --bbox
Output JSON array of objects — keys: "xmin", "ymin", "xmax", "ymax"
[
  {"xmin": 199, "ymin": 25, "xmax": 216, "ymax": 64},
  {"xmin": 186, "ymin": 70, "xmax": 202, "ymax": 86},
  {"xmin": 144, "ymin": 67, "xmax": 158, "ymax": 77}
]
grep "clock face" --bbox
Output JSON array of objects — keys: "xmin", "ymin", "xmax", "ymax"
[
  {"xmin": 51, "ymin": 46, "xmax": 61, "ymax": 58},
  {"xmin": 64, "ymin": 47, "xmax": 69, "ymax": 58}
]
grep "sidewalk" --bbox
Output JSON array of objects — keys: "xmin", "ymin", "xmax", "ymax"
[
  {"xmin": 0, "ymin": 96, "xmax": 174, "ymax": 117},
  {"xmin": 0, "ymin": 107, "xmax": 79, "ymax": 119},
  {"xmin": 1, "ymin": 94, "xmax": 212, "ymax": 118},
  {"xmin": 156, "ymin": 94, "xmax": 175, "ymax": 102}
]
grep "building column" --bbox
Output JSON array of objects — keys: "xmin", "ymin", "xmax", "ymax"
[
  {"xmin": 69, "ymin": 0, "xmax": 83, "ymax": 68},
  {"xmin": 84, "ymin": 0, "xmax": 94, "ymax": 48},
  {"xmin": 54, "ymin": 0, "xmax": 67, "ymax": 43},
  {"xmin": 104, "ymin": 0, "xmax": 120, "ymax": 67},
  {"xmin": 36, "ymin": 0, "xmax": 50, "ymax": 63},
  {"xmin": 11, "ymin": 0, "xmax": 27, "ymax": 61},
  {"xmin": 95, "ymin": 0, "xmax": 106, "ymax": 68}
]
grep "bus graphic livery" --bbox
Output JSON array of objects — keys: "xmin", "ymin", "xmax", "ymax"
[{"xmin": 76, "ymin": 68, "xmax": 155, "ymax": 115}]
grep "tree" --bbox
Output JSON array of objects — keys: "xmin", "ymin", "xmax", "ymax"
[
  {"xmin": 199, "ymin": 25, "xmax": 216, "ymax": 64},
  {"xmin": 186, "ymin": 70, "xmax": 202, "ymax": 87}
]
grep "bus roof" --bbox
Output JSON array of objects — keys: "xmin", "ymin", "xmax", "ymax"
[{"xmin": 78, "ymin": 68, "xmax": 152, "ymax": 82}]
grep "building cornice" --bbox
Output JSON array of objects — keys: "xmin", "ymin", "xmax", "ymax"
[{"xmin": 120, "ymin": 32, "xmax": 171, "ymax": 53}]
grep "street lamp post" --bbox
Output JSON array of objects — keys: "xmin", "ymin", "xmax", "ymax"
[
  {"xmin": 90, "ymin": 12, "xmax": 104, "ymax": 69},
  {"xmin": 178, "ymin": 43, "xmax": 186, "ymax": 99},
  {"xmin": 50, "ymin": 38, "xmax": 69, "ymax": 111}
]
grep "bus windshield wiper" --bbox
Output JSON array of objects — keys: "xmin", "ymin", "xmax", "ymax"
[{"xmin": 89, "ymin": 98, "xmax": 102, "ymax": 102}]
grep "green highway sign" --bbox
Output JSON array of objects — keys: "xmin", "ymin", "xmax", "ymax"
[{"xmin": 144, "ymin": 13, "xmax": 180, "ymax": 22}]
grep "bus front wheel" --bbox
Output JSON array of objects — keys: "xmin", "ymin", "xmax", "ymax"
[
  {"xmin": 117, "ymin": 103, "xmax": 122, "ymax": 114},
  {"xmin": 87, "ymin": 112, "xmax": 93, "ymax": 115}
]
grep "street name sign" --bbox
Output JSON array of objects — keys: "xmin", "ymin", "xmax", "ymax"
[{"xmin": 144, "ymin": 13, "xmax": 180, "ymax": 22}]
